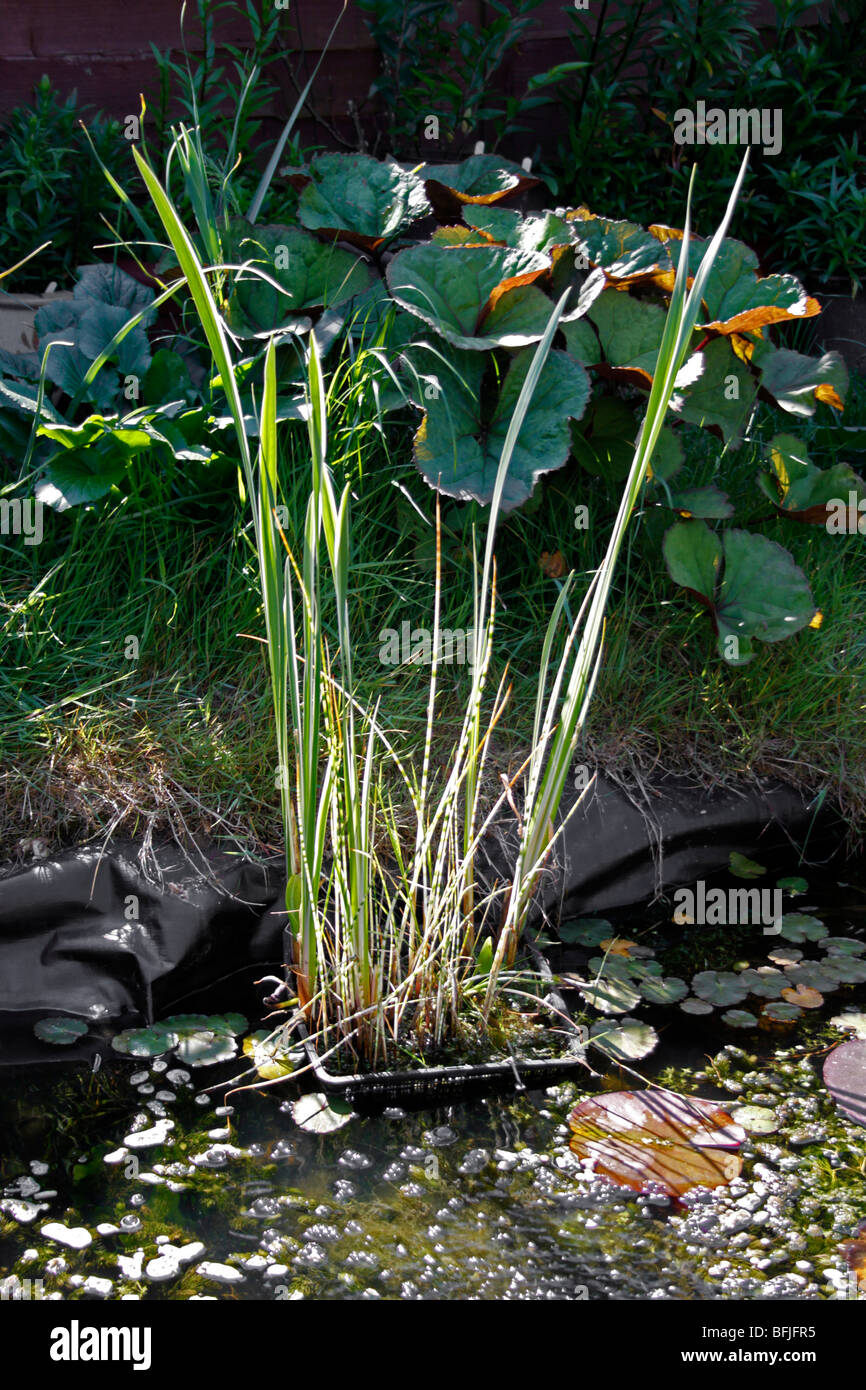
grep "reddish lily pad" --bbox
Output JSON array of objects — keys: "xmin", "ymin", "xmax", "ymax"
[
  {"xmin": 823, "ymin": 1039, "xmax": 866, "ymax": 1128},
  {"xmin": 569, "ymin": 1090, "xmax": 745, "ymax": 1199}
]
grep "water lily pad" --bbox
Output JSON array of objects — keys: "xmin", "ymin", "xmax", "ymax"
[
  {"xmin": 781, "ymin": 984, "xmax": 824, "ymax": 1009},
  {"xmin": 112, "ymin": 1025, "xmax": 178, "ymax": 1058},
  {"xmin": 242, "ymin": 1031, "xmax": 297, "ymax": 1081},
  {"xmin": 176, "ymin": 1033, "xmax": 237, "ymax": 1067},
  {"xmin": 729, "ymin": 851, "xmax": 765, "ymax": 880},
  {"xmin": 33, "ymin": 1017, "xmax": 89, "ymax": 1046},
  {"xmin": 738, "ymin": 966, "xmax": 787, "ymax": 998},
  {"xmin": 783, "ymin": 962, "xmax": 838, "ymax": 993},
  {"xmin": 819, "ymin": 937, "xmax": 866, "ymax": 957},
  {"xmin": 722, "ymin": 1009, "xmax": 759, "ymax": 1029},
  {"xmin": 762, "ymin": 1001, "xmax": 802, "ymax": 1022},
  {"xmin": 588, "ymin": 1017, "xmax": 658, "ymax": 1062},
  {"xmin": 639, "ymin": 975, "xmax": 689, "ymax": 1005},
  {"xmin": 579, "ymin": 974, "xmax": 642, "ymax": 1016},
  {"xmin": 292, "ymin": 1092, "xmax": 354, "ymax": 1134},
  {"xmin": 569, "ymin": 1090, "xmax": 745, "ymax": 1199},
  {"xmin": 823, "ymin": 1039, "xmax": 866, "ymax": 1128},
  {"xmin": 767, "ymin": 946, "xmax": 803, "ymax": 965},
  {"xmin": 729, "ymin": 1104, "xmax": 779, "ymax": 1134},
  {"xmin": 557, "ymin": 918, "xmax": 612, "ymax": 947},
  {"xmin": 821, "ymin": 956, "xmax": 866, "ymax": 985},
  {"xmin": 777, "ymin": 876, "xmax": 808, "ymax": 895},
  {"xmin": 779, "ymin": 913, "xmax": 826, "ymax": 943},
  {"xmin": 691, "ymin": 970, "xmax": 749, "ymax": 1007},
  {"xmin": 680, "ymin": 997, "xmax": 714, "ymax": 1015}
]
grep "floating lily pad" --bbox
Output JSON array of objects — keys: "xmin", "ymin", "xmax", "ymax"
[
  {"xmin": 557, "ymin": 918, "xmax": 612, "ymax": 947},
  {"xmin": 729, "ymin": 851, "xmax": 765, "ymax": 880},
  {"xmin": 292, "ymin": 1092, "xmax": 354, "ymax": 1134},
  {"xmin": 819, "ymin": 937, "xmax": 866, "ymax": 957},
  {"xmin": 767, "ymin": 946, "xmax": 802, "ymax": 966},
  {"xmin": 579, "ymin": 974, "xmax": 642, "ymax": 1016},
  {"xmin": 777, "ymin": 876, "xmax": 808, "ymax": 895},
  {"xmin": 639, "ymin": 975, "xmax": 689, "ymax": 1005},
  {"xmin": 33, "ymin": 1017, "xmax": 89, "ymax": 1046},
  {"xmin": 588, "ymin": 1017, "xmax": 658, "ymax": 1062},
  {"xmin": 783, "ymin": 962, "xmax": 838, "ymax": 993},
  {"xmin": 111, "ymin": 1013, "xmax": 246, "ymax": 1062},
  {"xmin": 821, "ymin": 956, "xmax": 866, "ymax": 985},
  {"xmin": 680, "ymin": 997, "xmax": 714, "ymax": 1015},
  {"xmin": 569, "ymin": 1089, "xmax": 745, "ymax": 1199},
  {"xmin": 739, "ymin": 966, "xmax": 787, "ymax": 998},
  {"xmin": 781, "ymin": 984, "xmax": 824, "ymax": 1009},
  {"xmin": 823, "ymin": 1039, "xmax": 866, "ymax": 1128},
  {"xmin": 691, "ymin": 970, "xmax": 749, "ymax": 1007},
  {"xmin": 729, "ymin": 1104, "xmax": 779, "ymax": 1134},
  {"xmin": 779, "ymin": 913, "xmax": 826, "ymax": 943},
  {"xmin": 112, "ymin": 1025, "xmax": 179, "ymax": 1058},
  {"xmin": 242, "ymin": 1031, "xmax": 298, "ymax": 1081},
  {"xmin": 762, "ymin": 1001, "xmax": 802, "ymax": 1022},
  {"xmin": 176, "ymin": 1033, "xmax": 238, "ymax": 1067},
  {"xmin": 722, "ymin": 1009, "xmax": 759, "ymax": 1029}
]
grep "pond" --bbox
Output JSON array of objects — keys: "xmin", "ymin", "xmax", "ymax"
[{"xmin": 2, "ymin": 869, "xmax": 866, "ymax": 1303}]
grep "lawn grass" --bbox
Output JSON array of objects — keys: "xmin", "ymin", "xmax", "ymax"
[{"xmin": 2, "ymin": 333, "xmax": 864, "ymax": 866}]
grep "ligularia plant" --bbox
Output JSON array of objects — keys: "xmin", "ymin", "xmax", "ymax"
[{"xmin": 133, "ymin": 136, "xmax": 750, "ymax": 1068}]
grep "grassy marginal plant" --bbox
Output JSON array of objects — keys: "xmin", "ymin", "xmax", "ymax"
[{"xmin": 134, "ymin": 135, "xmax": 751, "ymax": 1068}]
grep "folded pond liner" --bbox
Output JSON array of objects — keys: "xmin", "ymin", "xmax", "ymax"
[{"xmin": 0, "ymin": 773, "xmax": 841, "ymax": 1083}]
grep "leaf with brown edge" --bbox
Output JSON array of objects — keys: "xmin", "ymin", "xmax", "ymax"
[
  {"xmin": 650, "ymin": 231, "xmax": 820, "ymax": 335},
  {"xmin": 753, "ymin": 342, "xmax": 849, "ymax": 416},
  {"xmin": 840, "ymin": 1221, "xmax": 866, "ymax": 1284},
  {"xmin": 599, "ymin": 938, "xmax": 641, "ymax": 957},
  {"xmin": 566, "ymin": 212, "xmax": 673, "ymax": 285},
  {"xmin": 569, "ymin": 1090, "xmax": 745, "ymax": 1200},
  {"xmin": 757, "ymin": 432, "xmax": 866, "ymax": 524},
  {"xmin": 422, "ymin": 155, "xmax": 540, "ymax": 221}
]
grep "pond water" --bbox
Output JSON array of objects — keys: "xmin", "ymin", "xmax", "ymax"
[{"xmin": 2, "ymin": 869, "xmax": 866, "ymax": 1302}]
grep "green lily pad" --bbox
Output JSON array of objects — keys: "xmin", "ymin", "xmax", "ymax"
[
  {"xmin": 639, "ymin": 975, "xmax": 689, "ymax": 1005},
  {"xmin": 777, "ymin": 876, "xmax": 808, "ymax": 895},
  {"xmin": 680, "ymin": 997, "xmax": 714, "ymax": 1015},
  {"xmin": 778, "ymin": 913, "xmax": 826, "ymax": 943},
  {"xmin": 112, "ymin": 1025, "xmax": 178, "ymax": 1058},
  {"xmin": 722, "ymin": 1010, "xmax": 759, "ymax": 1029},
  {"xmin": 767, "ymin": 945, "xmax": 802, "ymax": 965},
  {"xmin": 33, "ymin": 1017, "xmax": 89, "ymax": 1046},
  {"xmin": 557, "ymin": 918, "xmax": 613, "ymax": 947},
  {"xmin": 298, "ymin": 153, "xmax": 430, "ymax": 246},
  {"xmin": 821, "ymin": 956, "xmax": 866, "ymax": 985},
  {"xmin": 387, "ymin": 242, "xmax": 553, "ymax": 350},
  {"xmin": 663, "ymin": 520, "xmax": 818, "ymax": 665},
  {"xmin": 292, "ymin": 1092, "xmax": 354, "ymax": 1133},
  {"xmin": 412, "ymin": 342, "xmax": 589, "ymax": 509},
  {"xmin": 729, "ymin": 851, "xmax": 766, "ymax": 880},
  {"xmin": 176, "ymin": 1032, "xmax": 237, "ymax": 1067},
  {"xmin": 588, "ymin": 1017, "xmax": 658, "ymax": 1062},
  {"xmin": 762, "ymin": 1000, "xmax": 803, "ymax": 1022},
  {"xmin": 691, "ymin": 970, "xmax": 749, "ymax": 1007},
  {"xmin": 579, "ymin": 975, "xmax": 642, "ymax": 1016},
  {"xmin": 783, "ymin": 962, "xmax": 839, "ymax": 993},
  {"xmin": 738, "ymin": 967, "xmax": 787, "ymax": 998},
  {"xmin": 729, "ymin": 1104, "xmax": 779, "ymax": 1133},
  {"xmin": 819, "ymin": 937, "xmax": 866, "ymax": 956}
]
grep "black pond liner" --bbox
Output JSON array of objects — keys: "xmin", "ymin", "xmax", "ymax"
[{"xmin": 0, "ymin": 772, "xmax": 843, "ymax": 1090}]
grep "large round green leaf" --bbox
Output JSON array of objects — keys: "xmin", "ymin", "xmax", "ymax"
[
  {"xmin": 226, "ymin": 221, "xmax": 374, "ymax": 337},
  {"xmin": 387, "ymin": 242, "xmax": 553, "ymax": 350},
  {"xmin": 412, "ymin": 344, "xmax": 589, "ymax": 509},
  {"xmin": 298, "ymin": 153, "xmax": 430, "ymax": 246}
]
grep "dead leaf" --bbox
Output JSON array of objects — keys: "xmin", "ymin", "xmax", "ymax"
[
  {"xmin": 569, "ymin": 1090, "xmax": 745, "ymax": 1200},
  {"xmin": 781, "ymin": 984, "xmax": 824, "ymax": 1009},
  {"xmin": 600, "ymin": 938, "xmax": 639, "ymax": 957},
  {"xmin": 539, "ymin": 550, "xmax": 566, "ymax": 579}
]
